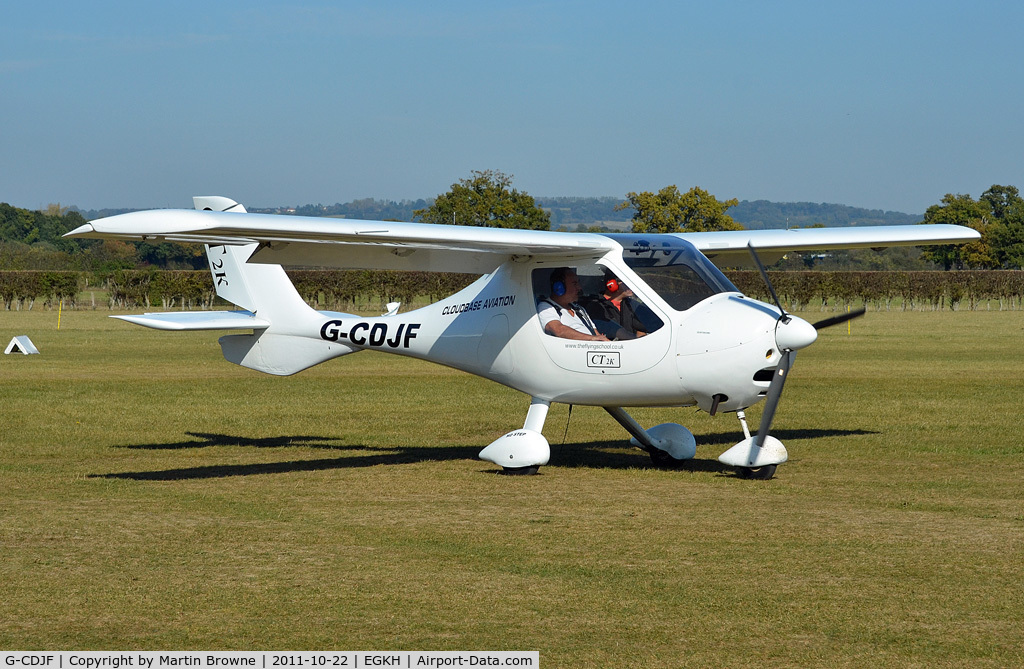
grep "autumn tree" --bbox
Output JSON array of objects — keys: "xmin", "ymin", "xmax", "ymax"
[
  {"xmin": 414, "ymin": 170, "xmax": 550, "ymax": 230},
  {"xmin": 617, "ymin": 185, "xmax": 743, "ymax": 234}
]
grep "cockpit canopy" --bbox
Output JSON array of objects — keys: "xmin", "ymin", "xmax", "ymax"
[{"xmin": 605, "ymin": 234, "xmax": 739, "ymax": 311}]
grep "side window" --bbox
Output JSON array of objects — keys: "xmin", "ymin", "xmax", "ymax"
[{"xmin": 532, "ymin": 266, "xmax": 663, "ymax": 340}]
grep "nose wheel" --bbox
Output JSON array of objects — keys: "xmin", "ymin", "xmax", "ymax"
[
  {"xmin": 501, "ymin": 465, "xmax": 541, "ymax": 476},
  {"xmin": 738, "ymin": 464, "xmax": 777, "ymax": 480},
  {"xmin": 719, "ymin": 410, "xmax": 786, "ymax": 480}
]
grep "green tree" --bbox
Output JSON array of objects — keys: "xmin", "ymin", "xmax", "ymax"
[
  {"xmin": 983, "ymin": 185, "xmax": 1024, "ymax": 269},
  {"xmin": 920, "ymin": 190, "xmax": 1003, "ymax": 270},
  {"xmin": 617, "ymin": 185, "xmax": 743, "ymax": 233},
  {"xmin": 414, "ymin": 170, "xmax": 550, "ymax": 230},
  {"xmin": 979, "ymin": 185, "xmax": 1020, "ymax": 220}
]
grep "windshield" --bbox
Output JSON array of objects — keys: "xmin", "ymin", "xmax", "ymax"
[{"xmin": 605, "ymin": 234, "xmax": 738, "ymax": 311}]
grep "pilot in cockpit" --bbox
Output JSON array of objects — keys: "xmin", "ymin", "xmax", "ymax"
[
  {"xmin": 537, "ymin": 267, "xmax": 610, "ymax": 342},
  {"xmin": 578, "ymin": 271, "xmax": 648, "ymax": 340}
]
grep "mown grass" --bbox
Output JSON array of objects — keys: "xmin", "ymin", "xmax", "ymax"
[{"xmin": 1, "ymin": 308, "xmax": 1023, "ymax": 666}]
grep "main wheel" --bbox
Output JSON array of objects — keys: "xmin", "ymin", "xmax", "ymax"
[
  {"xmin": 502, "ymin": 465, "xmax": 540, "ymax": 476},
  {"xmin": 738, "ymin": 464, "xmax": 777, "ymax": 480},
  {"xmin": 650, "ymin": 448, "xmax": 683, "ymax": 468}
]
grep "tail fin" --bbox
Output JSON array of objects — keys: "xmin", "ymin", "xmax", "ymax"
[
  {"xmin": 195, "ymin": 196, "xmax": 314, "ymax": 325},
  {"xmin": 194, "ymin": 196, "xmax": 357, "ymax": 375}
]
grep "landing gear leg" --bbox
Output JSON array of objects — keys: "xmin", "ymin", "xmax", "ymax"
[
  {"xmin": 603, "ymin": 407, "xmax": 696, "ymax": 467},
  {"xmin": 732, "ymin": 410, "xmax": 776, "ymax": 478},
  {"xmin": 523, "ymin": 398, "xmax": 550, "ymax": 433},
  {"xmin": 737, "ymin": 410, "xmax": 752, "ymax": 440}
]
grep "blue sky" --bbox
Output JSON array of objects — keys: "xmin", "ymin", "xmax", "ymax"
[{"xmin": 3, "ymin": 1, "xmax": 1023, "ymax": 214}]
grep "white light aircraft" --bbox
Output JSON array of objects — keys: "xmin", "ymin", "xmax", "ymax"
[{"xmin": 66, "ymin": 196, "xmax": 978, "ymax": 479}]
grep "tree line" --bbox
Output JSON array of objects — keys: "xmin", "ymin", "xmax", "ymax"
[{"xmin": 0, "ymin": 202, "xmax": 206, "ymax": 272}]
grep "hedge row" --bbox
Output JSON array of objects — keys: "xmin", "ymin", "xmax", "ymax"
[
  {"xmin": 2, "ymin": 269, "xmax": 1024, "ymax": 311},
  {"xmin": 727, "ymin": 270, "xmax": 1024, "ymax": 311},
  {"xmin": 288, "ymin": 270, "xmax": 477, "ymax": 309},
  {"xmin": 105, "ymin": 270, "xmax": 216, "ymax": 309},
  {"xmin": 0, "ymin": 271, "xmax": 83, "ymax": 310},
  {"xmin": 99, "ymin": 269, "xmax": 477, "ymax": 311}
]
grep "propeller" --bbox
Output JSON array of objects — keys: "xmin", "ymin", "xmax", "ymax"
[
  {"xmin": 743, "ymin": 244, "xmax": 866, "ymax": 461},
  {"xmin": 753, "ymin": 348, "xmax": 793, "ymax": 451},
  {"xmin": 744, "ymin": 243, "xmax": 792, "ymax": 459},
  {"xmin": 747, "ymin": 243, "xmax": 790, "ymax": 324},
  {"xmin": 811, "ymin": 307, "xmax": 866, "ymax": 330},
  {"xmin": 719, "ymin": 244, "xmax": 869, "ymax": 477}
]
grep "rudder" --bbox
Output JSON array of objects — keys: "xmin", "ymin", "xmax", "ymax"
[{"xmin": 195, "ymin": 196, "xmax": 316, "ymax": 326}]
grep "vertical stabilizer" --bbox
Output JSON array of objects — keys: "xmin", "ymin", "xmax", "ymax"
[
  {"xmin": 204, "ymin": 243, "xmax": 270, "ymax": 313},
  {"xmin": 195, "ymin": 197, "xmax": 318, "ymax": 327}
]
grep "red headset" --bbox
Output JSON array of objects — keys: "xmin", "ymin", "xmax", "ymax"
[{"xmin": 605, "ymin": 277, "xmax": 620, "ymax": 293}]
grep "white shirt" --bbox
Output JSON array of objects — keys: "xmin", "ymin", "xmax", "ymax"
[{"xmin": 537, "ymin": 299, "xmax": 597, "ymax": 335}]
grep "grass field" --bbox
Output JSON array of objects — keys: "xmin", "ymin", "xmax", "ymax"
[{"xmin": 1, "ymin": 308, "xmax": 1022, "ymax": 666}]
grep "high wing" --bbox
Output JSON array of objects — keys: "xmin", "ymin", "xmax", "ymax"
[
  {"xmin": 65, "ymin": 209, "xmax": 619, "ymax": 274},
  {"xmin": 677, "ymin": 226, "xmax": 979, "ymax": 266},
  {"xmin": 66, "ymin": 207, "xmax": 979, "ymax": 273}
]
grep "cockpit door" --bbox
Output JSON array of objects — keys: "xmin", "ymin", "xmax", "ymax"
[{"xmin": 531, "ymin": 261, "xmax": 672, "ymax": 375}]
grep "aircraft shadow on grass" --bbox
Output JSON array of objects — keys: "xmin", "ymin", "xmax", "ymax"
[{"xmin": 93, "ymin": 428, "xmax": 876, "ymax": 482}]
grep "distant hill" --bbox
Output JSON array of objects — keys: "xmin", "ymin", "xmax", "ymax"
[
  {"xmin": 76, "ymin": 199, "xmax": 435, "ymax": 222},
  {"xmin": 728, "ymin": 200, "xmax": 922, "ymax": 230},
  {"xmin": 74, "ymin": 207, "xmax": 140, "ymax": 220},
  {"xmin": 535, "ymin": 196, "xmax": 632, "ymax": 229},
  {"xmin": 251, "ymin": 199, "xmax": 431, "ymax": 221}
]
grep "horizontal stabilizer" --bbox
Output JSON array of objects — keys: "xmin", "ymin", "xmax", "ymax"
[{"xmin": 112, "ymin": 311, "xmax": 270, "ymax": 331}]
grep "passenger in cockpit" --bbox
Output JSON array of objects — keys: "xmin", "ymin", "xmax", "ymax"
[{"xmin": 579, "ymin": 272, "xmax": 648, "ymax": 340}]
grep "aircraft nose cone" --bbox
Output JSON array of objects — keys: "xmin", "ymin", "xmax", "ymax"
[{"xmin": 775, "ymin": 316, "xmax": 817, "ymax": 351}]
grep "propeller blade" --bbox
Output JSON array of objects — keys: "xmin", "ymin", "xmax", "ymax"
[
  {"xmin": 753, "ymin": 350, "xmax": 793, "ymax": 449},
  {"xmin": 812, "ymin": 307, "xmax": 866, "ymax": 330},
  {"xmin": 747, "ymin": 243, "xmax": 788, "ymax": 322}
]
